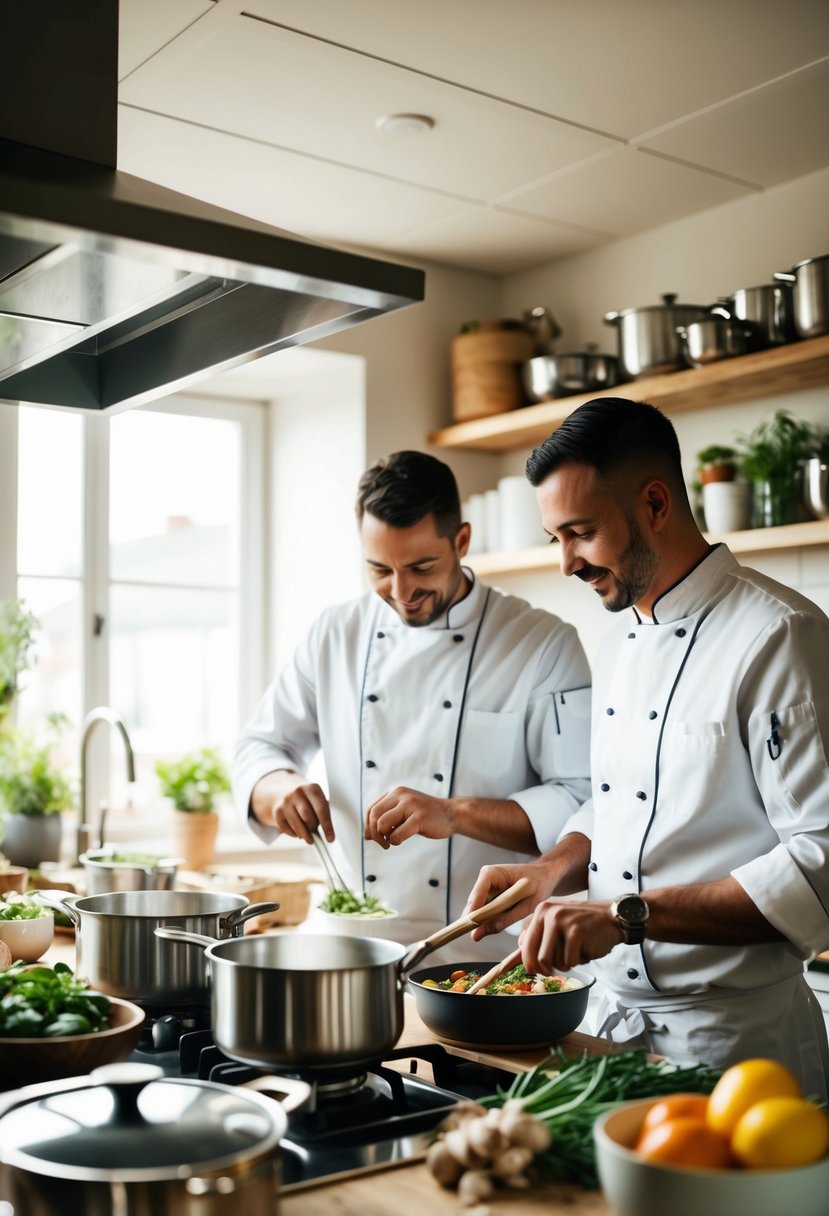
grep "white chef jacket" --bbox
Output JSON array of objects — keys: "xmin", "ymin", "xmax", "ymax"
[
  {"xmin": 560, "ymin": 544, "xmax": 829, "ymax": 1092},
  {"xmin": 234, "ymin": 573, "xmax": 591, "ymax": 961}
]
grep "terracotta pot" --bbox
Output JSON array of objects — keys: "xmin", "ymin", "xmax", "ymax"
[
  {"xmin": 171, "ymin": 810, "xmax": 219, "ymax": 870},
  {"xmin": 699, "ymin": 462, "xmax": 737, "ymax": 485},
  {"xmin": 0, "ymin": 866, "xmax": 28, "ymax": 894}
]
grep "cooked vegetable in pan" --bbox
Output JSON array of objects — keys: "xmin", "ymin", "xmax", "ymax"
[{"xmin": 421, "ymin": 963, "xmax": 584, "ymax": 995}]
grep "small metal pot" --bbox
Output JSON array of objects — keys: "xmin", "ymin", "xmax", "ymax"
[
  {"xmin": 718, "ymin": 283, "xmax": 797, "ymax": 346},
  {"xmin": 676, "ymin": 316, "xmax": 763, "ymax": 367},
  {"xmin": 522, "ymin": 347, "xmax": 619, "ymax": 401},
  {"xmin": 80, "ymin": 848, "xmax": 181, "ymax": 895},
  {"xmin": 39, "ymin": 890, "xmax": 280, "ymax": 1008},
  {"xmin": 774, "ymin": 254, "xmax": 829, "ymax": 339},
  {"xmin": 156, "ymin": 878, "xmax": 531, "ymax": 1072},
  {"xmin": 0, "ymin": 1062, "xmax": 309, "ymax": 1216},
  {"xmin": 604, "ymin": 293, "xmax": 709, "ymax": 378},
  {"xmin": 804, "ymin": 458, "xmax": 829, "ymax": 520}
]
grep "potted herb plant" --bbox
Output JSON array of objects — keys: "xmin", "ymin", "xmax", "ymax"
[
  {"xmin": 738, "ymin": 411, "xmax": 816, "ymax": 527},
  {"xmin": 155, "ymin": 746, "xmax": 230, "ymax": 870},
  {"xmin": 0, "ymin": 716, "xmax": 73, "ymax": 868},
  {"xmin": 696, "ymin": 444, "xmax": 739, "ymax": 485},
  {"xmin": 0, "ymin": 599, "xmax": 38, "ymax": 724},
  {"xmin": 696, "ymin": 444, "xmax": 752, "ymax": 534}
]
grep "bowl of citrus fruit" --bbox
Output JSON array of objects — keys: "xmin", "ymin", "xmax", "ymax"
[{"xmin": 594, "ymin": 1057, "xmax": 829, "ymax": 1216}]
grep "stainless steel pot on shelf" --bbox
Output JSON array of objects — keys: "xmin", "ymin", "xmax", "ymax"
[
  {"xmin": 603, "ymin": 293, "xmax": 709, "ymax": 378},
  {"xmin": 718, "ymin": 282, "xmax": 797, "ymax": 346},
  {"xmin": 522, "ymin": 346, "xmax": 619, "ymax": 400},
  {"xmin": 676, "ymin": 314, "xmax": 763, "ymax": 367},
  {"xmin": 774, "ymin": 254, "xmax": 829, "ymax": 339}
]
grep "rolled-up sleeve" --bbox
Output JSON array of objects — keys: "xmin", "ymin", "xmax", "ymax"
[{"xmin": 731, "ymin": 611, "xmax": 829, "ymax": 957}]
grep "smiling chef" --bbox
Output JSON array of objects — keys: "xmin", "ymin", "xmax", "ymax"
[
  {"xmin": 465, "ymin": 398, "xmax": 829, "ymax": 1098},
  {"xmin": 233, "ymin": 450, "xmax": 591, "ymax": 961}
]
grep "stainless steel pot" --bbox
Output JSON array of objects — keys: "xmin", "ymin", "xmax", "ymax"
[
  {"xmin": 522, "ymin": 347, "xmax": 619, "ymax": 400},
  {"xmin": 676, "ymin": 316, "xmax": 762, "ymax": 367},
  {"xmin": 774, "ymin": 254, "xmax": 829, "ymax": 339},
  {"xmin": 156, "ymin": 878, "xmax": 530, "ymax": 1072},
  {"xmin": 604, "ymin": 293, "xmax": 709, "ymax": 378},
  {"xmin": 80, "ymin": 848, "xmax": 181, "ymax": 895},
  {"xmin": 718, "ymin": 283, "xmax": 796, "ymax": 346},
  {"xmin": 39, "ymin": 890, "xmax": 280, "ymax": 1008},
  {"xmin": 0, "ymin": 1061, "xmax": 309, "ymax": 1216},
  {"xmin": 804, "ymin": 458, "xmax": 829, "ymax": 520}
]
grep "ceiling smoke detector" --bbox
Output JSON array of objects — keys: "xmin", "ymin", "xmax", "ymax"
[{"xmin": 376, "ymin": 113, "xmax": 436, "ymax": 137}]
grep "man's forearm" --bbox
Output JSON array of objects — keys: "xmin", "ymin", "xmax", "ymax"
[
  {"xmin": 645, "ymin": 876, "xmax": 784, "ymax": 945},
  {"xmin": 249, "ymin": 768, "xmax": 304, "ymax": 828},
  {"xmin": 449, "ymin": 797, "xmax": 539, "ymax": 853}
]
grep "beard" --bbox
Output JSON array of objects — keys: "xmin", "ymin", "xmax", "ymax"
[
  {"xmin": 387, "ymin": 564, "xmax": 466, "ymax": 627},
  {"xmin": 576, "ymin": 517, "xmax": 658, "ymax": 613}
]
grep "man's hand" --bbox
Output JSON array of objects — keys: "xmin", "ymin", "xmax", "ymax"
[
  {"xmin": 465, "ymin": 861, "xmax": 556, "ymax": 940},
  {"xmin": 520, "ymin": 899, "xmax": 621, "ymax": 973},
  {"xmin": 251, "ymin": 771, "xmax": 334, "ymax": 844},
  {"xmin": 364, "ymin": 786, "xmax": 455, "ymax": 850}
]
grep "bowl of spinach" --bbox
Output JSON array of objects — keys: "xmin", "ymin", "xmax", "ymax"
[{"xmin": 0, "ymin": 961, "xmax": 145, "ymax": 1086}]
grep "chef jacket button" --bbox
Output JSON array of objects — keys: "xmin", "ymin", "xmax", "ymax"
[
  {"xmin": 452, "ymin": 634, "xmax": 464, "ymax": 643},
  {"xmin": 367, "ymin": 694, "xmax": 379, "ymax": 703},
  {"xmin": 606, "ymin": 707, "xmax": 615, "ymax": 716},
  {"xmin": 588, "ymin": 861, "xmax": 598, "ymax": 871},
  {"xmin": 434, "ymin": 772, "xmax": 444, "ymax": 782},
  {"xmin": 627, "ymin": 968, "xmax": 639, "ymax": 980},
  {"xmin": 627, "ymin": 632, "xmax": 636, "ymax": 639},
  {"xmin": 635, "ymin": 790, "xmax": 646, "ymax": 800},
  {"xmin": 600, "ymin": 783, "xmax": 610, "ymax": 792},
  {"xmin": 428, "ymin": 878, "xmax": 440, "ymax": 888},
  {"xmin": 366, "ymin": 874, "xmax": 376, "ymax": 883},
  {"xmin": 366, "ymin": 760, "xmax": 376, "ymax": 769},
  {"xmin": 622, "ymin": 870, "xmax": 633, "ymax": 880},
  {"xmin": 648, "ymin": 710, "xmax": 657, "ymax": 720},
  {"xmin": 443, "ymin": 700, "xmax": 452, "ymax": 709},
  {"xmin": 675, "ymin": 627, "xmax": 686, "ymax": 638},
  {"xmin": 377, "ymin": 631, "xmax": 385, "ymax": 638}
]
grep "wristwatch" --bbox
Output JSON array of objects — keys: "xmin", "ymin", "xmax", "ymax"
[{"xmin": 610, "ymin": 893, "xmax": 650, "ymax": 945}]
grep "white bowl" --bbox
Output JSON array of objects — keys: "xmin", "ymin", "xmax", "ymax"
[
  {"xmin": 0, "ymin": 913, "xmax": 54, "ymax": 962},
  {"xmin": 594, "ymin": 1096, "xmax": 829, "ymax": 1216},
  {"xmin": 319, "ymin": 907, "xmax": 400, "ymax": 938}
]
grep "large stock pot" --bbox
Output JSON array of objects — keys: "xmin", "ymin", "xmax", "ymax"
[
  {"xmin": 604, "ymin": 293, "xmax": 708, "ymax": 377},
  {"xmin": 774, "ymin": 254, "xmax": 829, "ymax": 339}
]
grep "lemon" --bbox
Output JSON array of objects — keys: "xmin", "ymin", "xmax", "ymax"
[
  {"xmin": 731, "ymin": 1096, "xmax": 829, "ymax": 1168},
  {"xmin": 706, "ymin": 1058, "xmax": 802, "ymax": 1137}
]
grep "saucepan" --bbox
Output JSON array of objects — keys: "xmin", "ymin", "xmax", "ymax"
[
  {"xmin": 38, "ymin": 890, "xmax": 280, "ymax": 1008},
  {"xmin": 155, "ymin": 878, "xmax": 531, "ymax": 1072}
]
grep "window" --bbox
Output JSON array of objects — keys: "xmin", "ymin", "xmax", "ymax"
[{"xmin": 12, "ymin": 395, "xmax": 266, "ymax": 838}]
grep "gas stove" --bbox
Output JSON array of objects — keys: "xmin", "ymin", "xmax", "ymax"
[{"xmin": 127, "ymin": 1015, "xmax": 515, "ymax": 1191}]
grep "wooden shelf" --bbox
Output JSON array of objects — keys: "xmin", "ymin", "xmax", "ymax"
[
  {"xmin": 430, "ymin": 334, "xmax": 829, "ymax": 453},
  {"xmin": 468, "ymin": 519, "xmax": 829, "ymax": 578}
]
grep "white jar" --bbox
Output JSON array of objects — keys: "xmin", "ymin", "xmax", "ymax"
[
  {"xmin": 498, "ymin": 475, "xmax": 546, "ymax": 551},
  {"xmin": 702, "ymin": 481, "xmax": 753, "ymax": 534}
]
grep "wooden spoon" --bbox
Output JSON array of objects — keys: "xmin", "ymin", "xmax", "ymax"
[{"xmin": 465, "ymin": 945, "xmax": 524, "ymax": 995}]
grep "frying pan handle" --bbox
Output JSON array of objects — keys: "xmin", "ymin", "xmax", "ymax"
[
  {"xmin": 154, "ymin": 926, "xmax": 217, "ymax": 949},
  {"xmin": 221, "ymin": 902, "xmax": 281, "ymax": 935},
  {"xmin": 243, "ymin": 1075, "xmax": 312, "ymax": 1113},
  {"xmin": 399, "ymin": 877, "xmax": 532, "ymax": 973}
]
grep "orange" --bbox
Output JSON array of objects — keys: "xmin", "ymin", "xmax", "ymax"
[
  {"xmin": 638, "ymin": 1094, "xmax": 710, "ymax": 1141},
  {"xmin": 706, "ymin": 1058, "xmax": 802, "ymax": 1137},
  {"xmin": 731, "ymin": 1097, "xmax": 829, "ymax": 1169},
  {"xmin": 635, "ymin": 1116, "xmax": 733, "ymax": 1169}
]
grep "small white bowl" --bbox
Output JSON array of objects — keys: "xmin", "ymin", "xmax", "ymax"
[
  {"xmin": 319, "ymin": 907, "xmax": 400, "ymax": 938},
  {"xmin": 594, "ymin": 1096, "xmax": 829, "ymax": 1216},
  {"xmin": 0, "ymin": 913, "xmax": 54, "ymax": 962}
]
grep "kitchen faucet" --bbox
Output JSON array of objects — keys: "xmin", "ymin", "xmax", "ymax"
[{"xmin": 76, "ymin": 707, "xmax": 136, "ymax": 864}]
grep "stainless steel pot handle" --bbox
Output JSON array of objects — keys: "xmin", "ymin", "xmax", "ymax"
[
  {"xmin": 773, "ymin": 271, "xmax": 796, "ymax": 283},
  {"xmin": 243, "ymin": 1075, "xmax": 311, "ymax": 1113},
  {"xmin": 603, "ymin": 310, "xmax": 621, "ymax": 325},
  {"xmin": 34, "ymin": 889, "xmax": 80, "ymax": 926},
  {"xmin": 220, "ymin": 902, "xmax": 281, "ymax": 935},
  {"xmin": 154, "ymin": 926, "xmax": 218, "ymax": 948}
]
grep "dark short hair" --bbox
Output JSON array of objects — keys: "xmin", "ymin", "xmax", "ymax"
[
  {"xmin": 526, "ymin": 397, "xmax": 685, "ymax": 491},
  {"xmin": 356, "ymin": 451, "xmax": 462, "ymax": 537}
]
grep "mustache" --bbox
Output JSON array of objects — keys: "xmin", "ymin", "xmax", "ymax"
[{"xmin": 575, "ymin": 564, "xmax": 609, "ymax": 582}]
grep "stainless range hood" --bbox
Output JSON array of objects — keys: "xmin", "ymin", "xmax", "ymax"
[{"xmin": 0, "ymin": 1, "xmax": 424, "ymax": 413}]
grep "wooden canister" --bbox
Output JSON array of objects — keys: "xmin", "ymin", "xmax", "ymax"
[{"xmin": 451, "ymin": 322, "xmax": 534, "ymax": 422}]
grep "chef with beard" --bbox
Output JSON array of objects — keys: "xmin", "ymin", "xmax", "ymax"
[{"xmin": 233, "ymin": 450, "xmax": 591, "ymax": 960}]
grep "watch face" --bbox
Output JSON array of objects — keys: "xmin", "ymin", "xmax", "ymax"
[{"xmin": 616, "ymin": 894, "xmax": 649, "ymax": 924}]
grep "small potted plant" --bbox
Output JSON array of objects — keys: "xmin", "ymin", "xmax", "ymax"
[
  {"xmin": 738, "ymin": 411, "xmax": 816, "ymax": 527},
  {"xmin": 696, "ymin": 444, "xmax": 739, "ymax": 484},
  {"xmin": 155, "ymin": 746, "xmax": 230, "ymax": 870},
  {"xmin": 0, "ymin": 716, "xmax": 73, "ymax": 868},
  {"xmin": 0, "ymin": 599, "xmax": 39, "ymax": 724},
  {"xmin": 695, "ymin": 445, "xmax": 752, "ymax": 534}
]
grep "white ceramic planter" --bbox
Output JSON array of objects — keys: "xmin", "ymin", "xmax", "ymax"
[{"xmin": 702, "ymin": 481, "xmax": 753, "ymax": 534}]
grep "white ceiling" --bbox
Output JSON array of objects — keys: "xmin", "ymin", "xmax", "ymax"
[{"xmin": 117, "ymin": 0, "xmax": 829, "ymax": 276}]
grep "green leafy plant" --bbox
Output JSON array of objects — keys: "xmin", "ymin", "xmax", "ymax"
[
  {"xmin": 738, "ymin": 411, "xmax": 816, "ymax": 526},
  {"xmin": 0, "ymin": 600, "xmax": 39, "ymax": 719},
  {"xmin": 0, "ymin": 961, "xmax": 111, "ymax": 1037},
  {"xmin": 155, "ymin": 746, "xmax": 231, "ymax": 813},
  {"xmin": 0, "ymin": 716, "xmax": 73, "ymax": 819},
  {"xmin": 696, "ymin": 444, "xmax": 739, "ymax": 484}
]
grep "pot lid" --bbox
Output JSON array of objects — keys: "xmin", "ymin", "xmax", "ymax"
[{"xmin": 0, "ymin": 1064, "xmax": 284, "ymax": 1177}]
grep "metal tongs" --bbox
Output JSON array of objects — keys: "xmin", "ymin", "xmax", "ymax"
[{"xmin": 312, "ymin": 825, "xmax": 352, "ymax": 895}]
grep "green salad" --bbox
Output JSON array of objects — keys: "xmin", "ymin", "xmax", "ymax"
[
  {"xmin": 0, "ymin": 892, "xmax": 49, "ymax": 921},
  {"xmin": 0, "ymin": 961, "xmax": 112, "ymax": 1037},
  {"xmin": 319, "ymin": 888, "xmax": 393, "ymax": 917}
]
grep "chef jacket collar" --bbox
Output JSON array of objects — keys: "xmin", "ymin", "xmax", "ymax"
[
  {"xmin": 374, "ymin": 567, "xmax": 483, "ymax": 630},
  {"xmin": 632, "ymin": 544, "xmax": 737, "ymax": 625}
]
